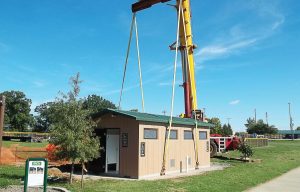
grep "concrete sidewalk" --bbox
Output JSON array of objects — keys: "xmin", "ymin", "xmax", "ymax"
[{"xmin": 246, "ymin": 166, "xmax": 300, "ymax": 192}]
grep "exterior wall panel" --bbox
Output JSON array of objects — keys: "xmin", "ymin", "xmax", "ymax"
[
  {"xmin": 95, "ymin": 114, "xmax": 139, "ymax": 178},
  {"xmin": 138, "ymin": 122, "xmax": 210, "ymax": 178}
]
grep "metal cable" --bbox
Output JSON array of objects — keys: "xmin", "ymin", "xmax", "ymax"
[
  {"xmin": 118, "ymin": 13, "xmax": 136, "ymax": 109},
  {"xmin": 134, "ymin": 16, "xmax": 145, "ymax": 112},
  {"xmin": 161, "ymin": 0, "xmax": 183, "ymax": 175}
]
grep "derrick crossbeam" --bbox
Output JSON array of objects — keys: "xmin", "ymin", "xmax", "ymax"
[{"xmin": 132, "ymin": 0, "xmax": 171, "ymax": 13}]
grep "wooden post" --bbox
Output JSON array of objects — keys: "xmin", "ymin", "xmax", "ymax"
[{"xmin": 0, "ymin": 96, "xmax": 6, "ymax": 164}]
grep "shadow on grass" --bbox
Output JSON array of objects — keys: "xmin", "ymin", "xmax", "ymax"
[
  {"xmin": 48, "ymin": 177, "xmax": 69, "ymax": 184},
  {"xmin": 0, "ymin": 173, "xmax": 22, "ymax": 180},
  {"xmin": 213, "ymin": 156, "xmax": 248, "ymax": 162}
]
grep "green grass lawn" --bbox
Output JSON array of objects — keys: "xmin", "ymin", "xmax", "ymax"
[
  {"xmin": 2, "ymin": 140, "xmax": 48, "ymax": 148},
  {"xmin": 1, "ymin": 140, "xmax": 300, "ymax": 192},
  {"xmin": 0, "ymin": 166, "xmax": 24, "ymax": 188}
]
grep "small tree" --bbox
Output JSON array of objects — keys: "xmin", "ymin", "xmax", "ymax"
[
  {"xmin": 238, "ymin": 142, "xmax": 253, "ymax": 160},
  {"xmin": 50, "ymin": 73, "xmax": 100, "ymax": 186}
]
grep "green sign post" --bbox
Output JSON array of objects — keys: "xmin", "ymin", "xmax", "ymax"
[{"xmin": 24, "ymin": 158, "xmax": 48, "ymax": 192}]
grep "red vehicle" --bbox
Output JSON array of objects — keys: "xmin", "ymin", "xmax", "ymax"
[{"xmin": 210, "ymin": 134, "xmax": 240, "ymax": 157}]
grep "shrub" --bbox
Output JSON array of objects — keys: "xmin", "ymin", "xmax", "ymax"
[
  {"xmin": 238, "ymin": 142, "xmax": 253, "ymax": 160},
  {"xmin": 46, "ymin": 144, "xmax": 58, "ymax": 161}
]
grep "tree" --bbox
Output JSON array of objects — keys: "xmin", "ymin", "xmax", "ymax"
[
  {"xmin": 238, "ymin": 142, "xmax": 253, "ymax": 160},
  {"xmin": 222, "ymin": 123, "xmax": 233, "ymax": 136},
  {"xmin": 34, "ymin": 94, "xmax": 116, "ymax": 132},
  {"xmin": 34, "ymin": 102, "xmax": 56, "ymax": 132},
  {"xmin": 82, "ymin": 94, "xmax": 116, "ymax": 115},
  {"xmin": 0, "ymin": 91, "xmax": 34, "ymax": 131},
  {"xmin": 207, "ymin": 117, "xmax": 222, "ymax": 134},
  {"xmin": 246, "ymin": 119, "xmax": 278, "ymax": 135},
  {"xmin": 49, "ymin": 73, "xmax": 100, "ymax": 186},
  {"xmin": 296, "ymin": 127, "xmax": 300, "ymax": 131},
  {"xmin": 245, "ymin": 118, "xmax": 256, "ymax": 130}
]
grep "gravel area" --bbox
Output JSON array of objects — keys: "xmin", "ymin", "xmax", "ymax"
[
  {"xmin": 0, "ymin": 185, "xmax": 69, "ymax": 192},
  {"xmin": 71, "ymin": 162, "xmax": 230, "ymax": 181}
]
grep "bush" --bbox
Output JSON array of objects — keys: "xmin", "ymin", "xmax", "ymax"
[
  {"xmin": 238, "ymin": 142, "xmax": 253, "ymax": 160},
  {"xmin": 46, "ymin": 144, "xmax": 58, "ymax": 161}
]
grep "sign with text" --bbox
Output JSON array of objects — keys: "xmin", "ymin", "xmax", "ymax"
[
  {"xmin": 24, "ymin": 158, "xmax": 48, "ymax": 192},
  {"xmin": 122, "ymin": 133, "xmax": 128, "ymax": 147}
]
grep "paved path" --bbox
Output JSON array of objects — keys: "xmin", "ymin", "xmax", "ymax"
[{"xmin": 246, "ymin": 167, "xmax": 300, "ymax": 192}]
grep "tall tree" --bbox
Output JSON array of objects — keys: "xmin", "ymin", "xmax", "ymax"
[
  {"xmin": 207, "ymin": 117, "xmax": 222, "ymax": 134},
  {"xmin": 245, "ymin": 118, "xmax": 256, "ymax": 130},
  {"xmin": 0, "ymin": 91, "xmax": 34, "ymax": 131},
  {"xmin": 82, "ymin": 94, "xmax": 116, "ymax": 115},
  {"xmin": 246, "ymin": 119, "xmax": 278, "ymax": 135},
  {"xmin": 296, "ymin": 127, "xmax": 300, "ymax": 131},
  {"xmin": 34, "ymin": 94, "xmax": 116, "ymax": 132},
  {"xmin": 222, "ymin": 123, "xmax": 233, "ymax": 136},
  {"xmin": 50, "ymin": 73, "xmax": 100, "ymax": 185},
  {"xmin": 34, "ymin": 102, "xmax": 56, "ymax": 132}
]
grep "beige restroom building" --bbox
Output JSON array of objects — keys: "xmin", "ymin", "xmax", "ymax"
[{"xmin": 91, "ymin": 108, "xmax": 213, "ymax": 179}]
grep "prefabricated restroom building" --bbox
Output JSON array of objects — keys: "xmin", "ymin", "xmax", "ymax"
[{"xmin": 91, "ymin": 108, "xmax": 212, "ymax": 179}]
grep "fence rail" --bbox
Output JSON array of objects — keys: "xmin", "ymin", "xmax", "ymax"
[
  {"xmin": 3, "ymin": 131, "xmax": 50, "ymax": 142},
  {"xmin": 14, "ymin": 147, "xmax": 47, "ymax": 163},
  {"xmin": 245, "ymin": 138, "xmax": 268, "ymax": 147}
]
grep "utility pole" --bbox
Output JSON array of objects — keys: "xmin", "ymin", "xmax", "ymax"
[
  {"xmin": 266, "ymin": 112, "xmax": 269, "ymax": 126},
  {"xmin": 202, "ymin": 108, "xmax": 206, "ymax": 118},
  {"xmin": 0, "ymin": 96, "xmax": 5, "ymax": 164},
  {"xmin": 288, "ymin": 102, "xmax": 294, "ymax": 141},
  {"xmin": 254, "ymin": 108, "xmax": 257, "ymax": 123}
]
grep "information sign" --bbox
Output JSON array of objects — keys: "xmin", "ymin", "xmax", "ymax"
[{"xmin": 24, "ymin": 158, "xmax": 48, "ymax": 192}]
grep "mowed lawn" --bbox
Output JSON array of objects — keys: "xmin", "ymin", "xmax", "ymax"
[
  {"xmin": 2, "ymin": 140, "xmax": 48, "ymax": 148},
  {"xmin": 1, "ymin": 140, "xmax": 300, "ymax": 192}
]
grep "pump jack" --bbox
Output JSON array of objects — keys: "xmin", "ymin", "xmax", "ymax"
[{"xmin": 132, "ymin": 0, "xmax": 204, "ymax": 120}]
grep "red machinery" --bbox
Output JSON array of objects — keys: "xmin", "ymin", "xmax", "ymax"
[{"xmin": 210, "ymin": 134, "xmax": 240, "ymax": 157}]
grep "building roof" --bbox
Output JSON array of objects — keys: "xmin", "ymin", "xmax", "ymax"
[
  {"xmin": 93, "ymin": 108, "xmax": 214, "ymax": 128},
  {"xmin": 278, "ymin": 130, "xmax": 300, "ymax": 134}
]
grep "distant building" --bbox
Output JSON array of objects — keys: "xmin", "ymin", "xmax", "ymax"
[{"xmin": 277, "ymin": 130, "xmax": 300, "ymax": 139}]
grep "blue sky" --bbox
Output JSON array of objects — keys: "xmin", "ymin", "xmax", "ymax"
[{"xmin": 0, "ymin": 0, "xmax": 299, "ymax": 131}]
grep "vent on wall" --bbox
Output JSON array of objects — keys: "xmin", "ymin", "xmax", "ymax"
[{"xmin": 170, "ymin": 159, "xmax": 175, "ymax": 168}]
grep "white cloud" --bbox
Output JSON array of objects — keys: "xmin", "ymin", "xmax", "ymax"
[
  {"xmin": 194, "ymin": 0, "xmax": 285, "ymax": 67},
  {"xmin": 272, "ymin": 16, "xmax": 285, "ymax": 30},
  {"xmin": 229, "ymin": 100, "xmax": 240, "ymax": 105},
  {"xmin": 196, "ymin": 38, "xmax": 257, "ymax": 60},
  {"xmin": 158, "ymin": 81, "xmax": 181, "ymax": 87},
  {"xmin": 33, "ymin": 81, "xmax": 45, "ymax": 88}
]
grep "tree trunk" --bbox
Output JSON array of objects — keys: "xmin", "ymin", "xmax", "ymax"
[
  {"xmin": 70, "ymin": 161, "xmax": 74, "ymax": 184},
  {"xmin": 81, "ymin": 162, "xmax": 84, "ymax": 189}
]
